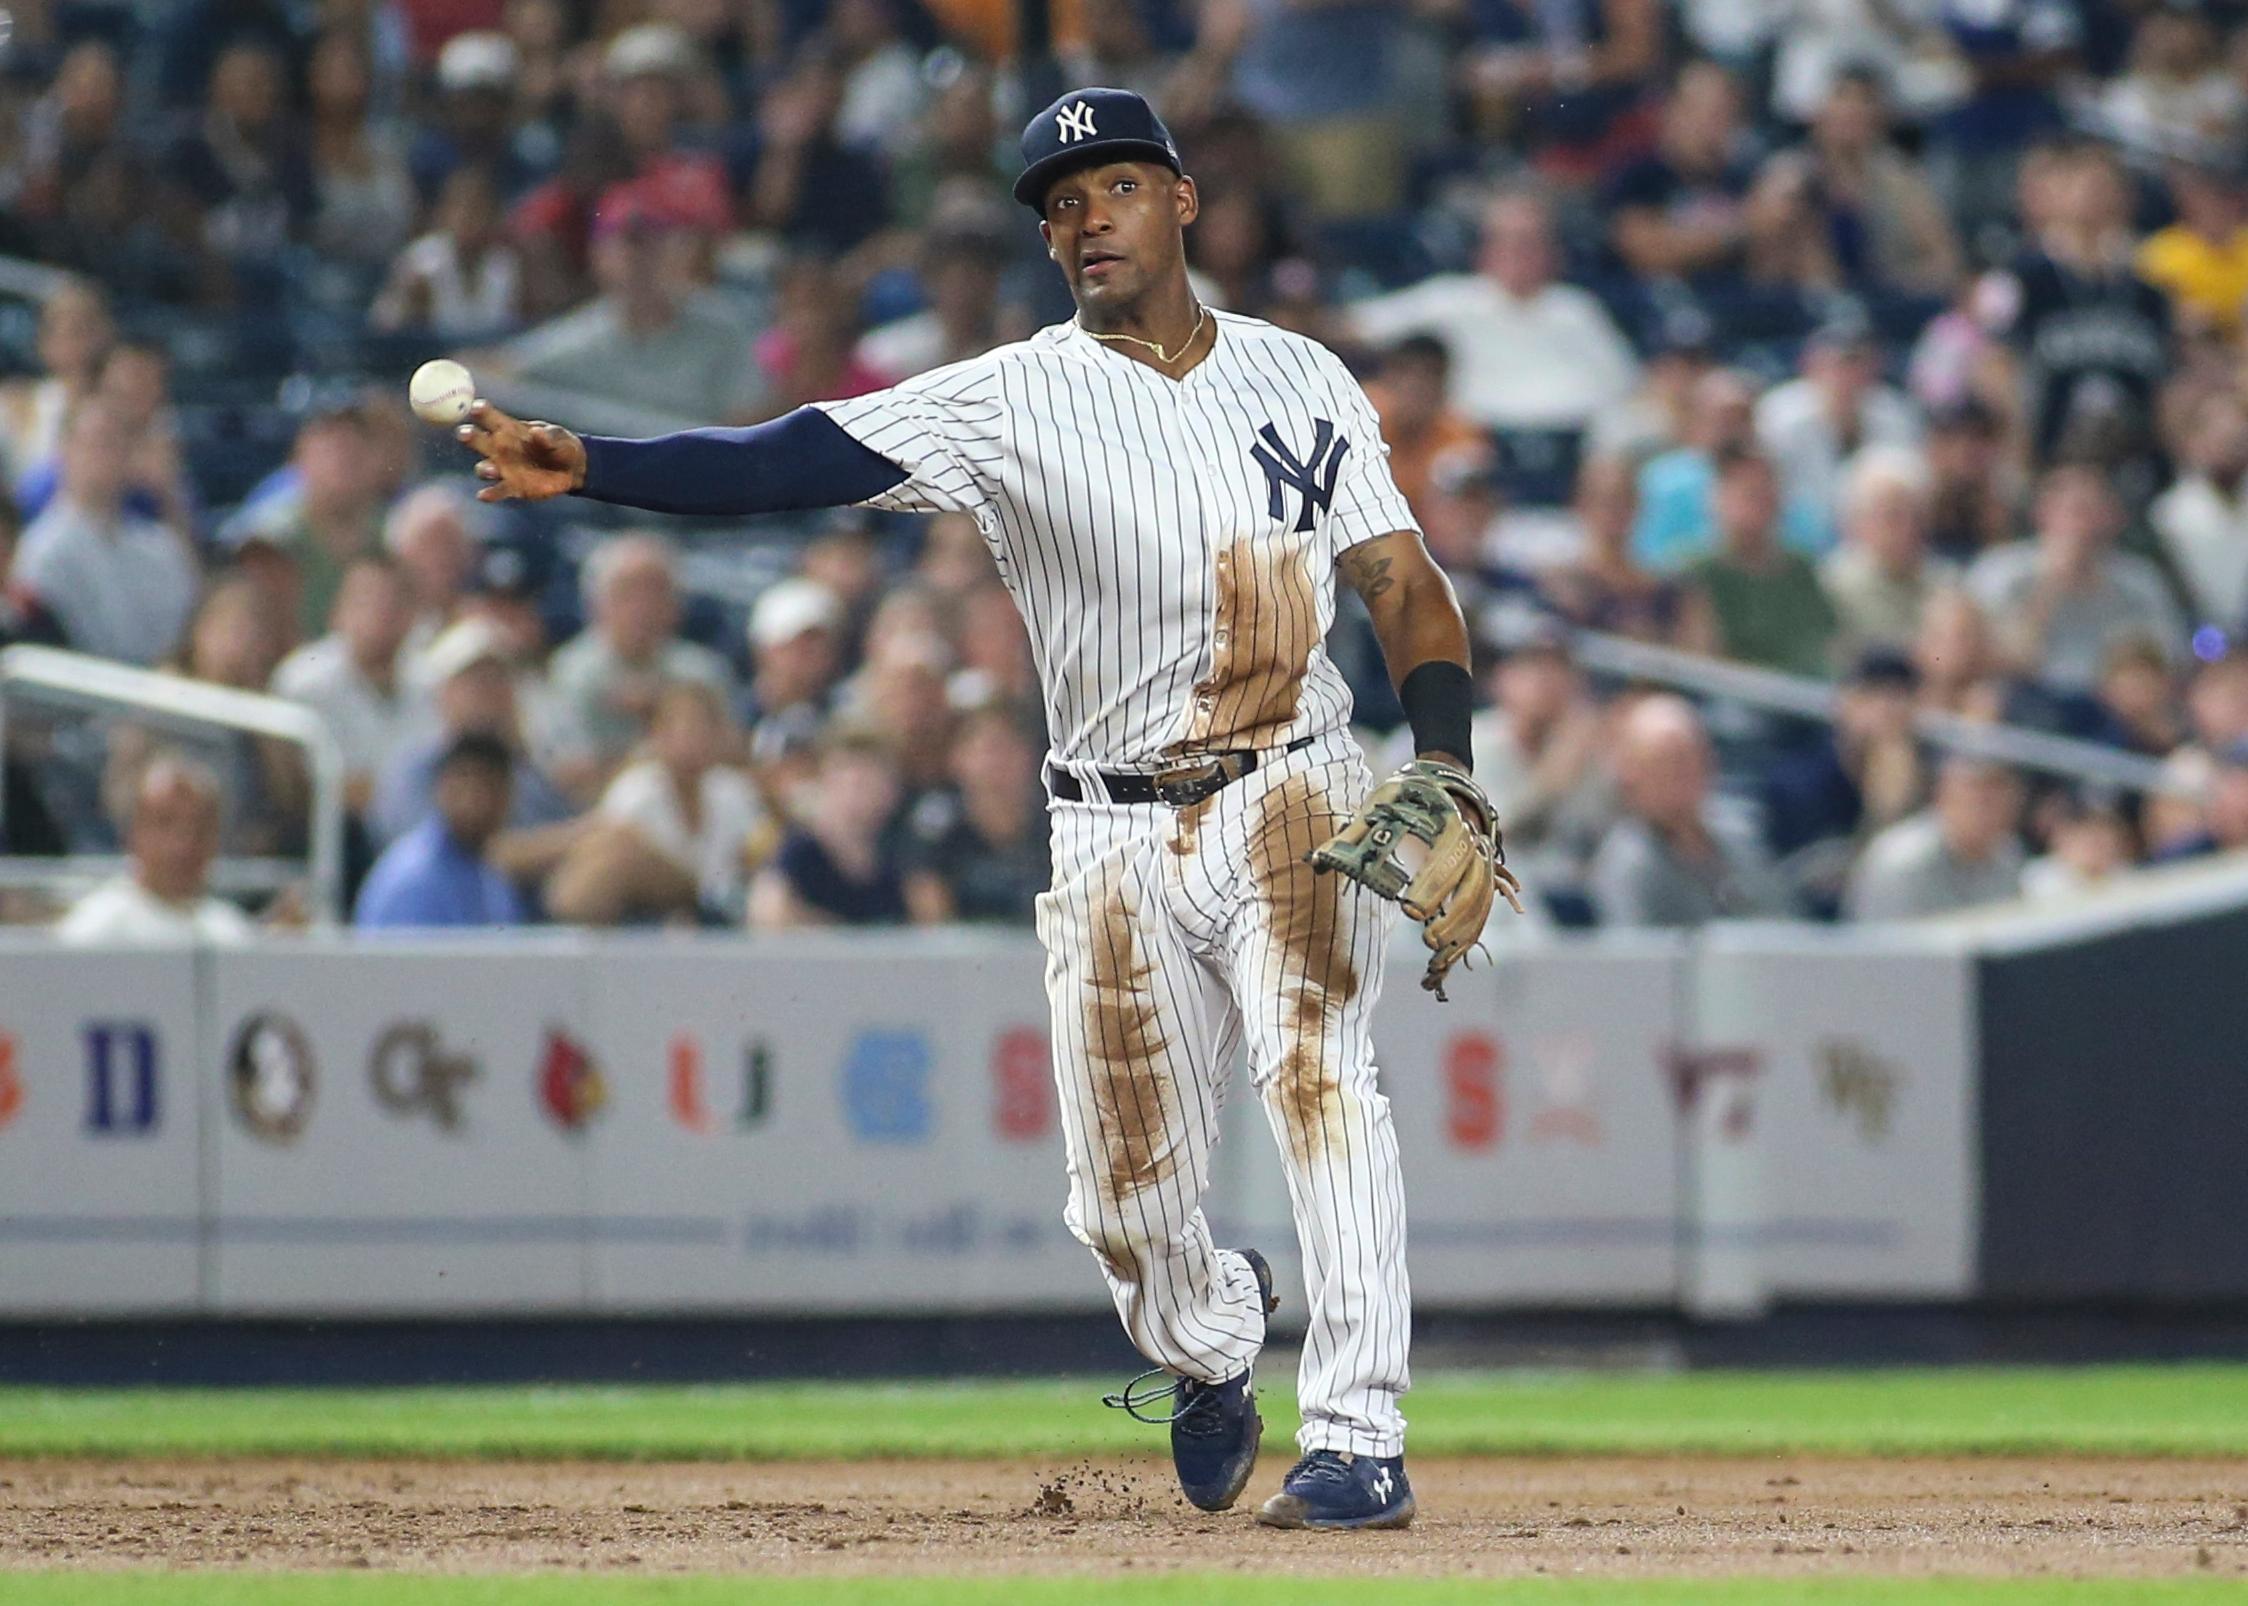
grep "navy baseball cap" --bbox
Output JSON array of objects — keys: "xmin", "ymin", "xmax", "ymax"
[{"xmin": 1014, "ymin": 87, "xmax": 1182, "ymax": 210}]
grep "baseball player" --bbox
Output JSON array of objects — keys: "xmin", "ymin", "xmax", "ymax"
[{"xmin": 456, "ymin": 87, "xmax": 1515, "ymax": 1530}]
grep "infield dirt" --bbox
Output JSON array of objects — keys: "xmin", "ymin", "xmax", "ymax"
[{"xmin": 5, "ymin": 1455, "xmax": 2247, "ymax": 1580}]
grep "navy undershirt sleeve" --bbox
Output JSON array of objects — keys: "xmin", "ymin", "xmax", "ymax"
[{"xmin": 571, "ymin": 406, "xmax": 908, "ymax": 516}]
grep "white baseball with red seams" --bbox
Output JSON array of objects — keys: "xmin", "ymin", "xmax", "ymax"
[
  {"xmin": 408, "ymin": 360, "xmax": 476, "ymax": 427},
  {"xmin": 817, "ymin": 309, "xmax": 1420, "ymax": 1459}
]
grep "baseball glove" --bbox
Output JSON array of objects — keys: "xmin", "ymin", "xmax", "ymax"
[{"xmin": 1307, "ymin": 758, "xmax": 1525, "ymax": 1001}]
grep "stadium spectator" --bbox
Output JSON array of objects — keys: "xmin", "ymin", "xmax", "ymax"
[
  {"xmin": 58, "ymin": 755, "xmax": 254, "ymax": 945},
  {"xmin": 1361, "ymin": 336, "xmax": 1486, "ymax": 529},
  {"xmin": 2099, "ymin": 5, "xmax": 2240, "ymax": 158},
  {"xmin": 750, "ymin": 255, "xmax": 887, "ymax": 418},
  {"xmin": 2150, "ymin": 390, "xmax": 2248, "ymax": 635},
  {"xmin": 829, "ymin": 0, "xmax": 928, "ymax": 158},
  {"xmin": 383, "ymin": 485, "xmax": 477, "ymax": 664},
  {"xmin": 2137, "ymin": 150, "xmax": 2248, "ymax": 343},
  {"xmin": 1755, "ymin": 310, "xmax": 1923, "ymax": 553},
  {"xmin": 1762, "ymin": 648, "xmax": 1932, "ymax": 910},
  {"xmin": 457, "ymin": 531, "xmax": 556, "ymax": 670},
  {"xmin": 371, "ymin": 165, "xmax": 528, "ymax": 336},
  {"xmin": 355, "ymin": 730, "xmax": 528, "ymax": 929},
  {"xmin": 858, "ymin": 214, "xmax": 1021, "ymax": 385},
  {"xmin": 1541, "ymin": 455, "xmax": 1687, "ymax": 645},
  {"xmin": 372, "ymin": 616, "xmax": 572, "ymax": 846},
  {"xmin": 1927, "ymin": 0, "xmax": 2080, "ymax": 232},
  {"xmin": 741, "ymin": 576, "xmax": 845, "ymax": 735},
  {"xmin": 539, "ymin": 534, "xmax": 734, "ymax": 801},
  {"xmin": 221, "ymin": 404, "xmax": 387, "ymax": 646},
  {"xmin": 271, "ymin": 554, "xmax": 423, "ymax": 815},
  {"xmin": 1920, "ymin": 399, "xmax": 2018, "ymax": 563},
  {"xmin": 1772, "ymin": 65, "xmax": 1963, "ymax": 297},
  {"xmin": 162, "ymin": 39, "xmax": 315, "ymax": 304},
  {"xmin": 15, "ymin": 340, "xmax": 191, "ymax": 529},
  {"xmin": 748, "ymin": 727, "xmax": 912, "ymax": 927},
  {"xmin": 1588, "ymin": 309, "xmax": 1715, "ymax": 467},
  {"xmin": 6, "ymin": 398, "xmax": 196, "ymax": 667},
  {"xmin": 1822, "ymin": 446, "xmax": 1951, "ymax": 662},
  {"xmin": 307, "ymin": 27, "xmax": 417, "ymax": 277},
  {"xmin": 1966, "ymin": 464, "xmax": 2186, "ymax": 694},
  {"xmin": 549, "ymin": 680, "xmax": 767, "ymax": 926},
  {"xmin": 0, "ymin": 280, "xmax": 111, "ymax": 488},
  {"xmin": 2021, "ymin": 790, "xmax": 2136, "ymax": 904},
  {"xmin": 1985, "ymin": 141, "xmax": 2171, "ymax": 472},
  {"xmin": 495, "ymin": 205, "xmax": 764, "ymax": 425},
  {"xmin": 1458, "ymin": 621, "xmax": 1613, "ymax": 901},
  {"xmin": 738, "ymin": 52, "xmax": 890, "ymax": 256},
  {"xmin": 1845, "ymin": 756, "xmax": 2027, "ymax": 920},
  {"xmin": 409, "ymin": 30, "xmax": 539, "ymax": 204},
  {"xmin": 597, "ymin": 23, "xmax": 733, "ymax": 238},
  {"xmin": 1681, "ymin": 451, "xmax": 1839, "ymax": 678},
  {"xmin": 950, "ymin": 583, "xmax": 1038, "ymax": 712},
  {"xmin": 1458, "ymin": 0, "xmax": 1664, "ymax": 178},
  {"xmin": 846, "ymin": 625, "xmax": 957, "ymax": 795},
  {"xmin": 1346, "ymin": 186, "xmax": 1639, "ymax": 439},
  {"xmin": 1912, "ymin": 587, "xmax": 2003, "ymax": 717},
  {"xmin": 902, "ymin": 706, "xmax": 1047, "ymax": 924},
  {"xmin": 1635, "ymin": 367, "xmax": 1830, "ymax": 574},
  {"xmin": 1604, "ymin": 59, "xmax": 1757, "ymax": 288},
  {"xmin": 1590, "ymin": 694, "xmax": 1794, "ymax": 927}
]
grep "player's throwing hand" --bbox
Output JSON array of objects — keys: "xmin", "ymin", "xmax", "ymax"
[{"xmin": 454, "ymin": 400, "xmax": 586, "ymax": 503}]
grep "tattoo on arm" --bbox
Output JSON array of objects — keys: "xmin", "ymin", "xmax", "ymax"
[{"xmin": 1343, "ymin": 545, "xmax": 1396, "ymax": 601}]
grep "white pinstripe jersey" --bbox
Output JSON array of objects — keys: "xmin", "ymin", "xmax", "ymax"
[{"xmin": 815, "ymin": 310, "xmax": 1420, "ymax": 772}]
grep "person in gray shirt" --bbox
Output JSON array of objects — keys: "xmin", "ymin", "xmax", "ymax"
[
  {"xmin": 1845, "ymin": 756, "xmax": 2026, "ymax": 921},
  {"xmin": 8, "ymin": 398, "xmax": 195, "ymax": 666},
  {"xmin": 1965, "ymin": 464, "xmax": 2185, "ymax": 694},
  {"xmin": 1590, "ymin": 694, "xmax": 1795, "ymax": 928}
]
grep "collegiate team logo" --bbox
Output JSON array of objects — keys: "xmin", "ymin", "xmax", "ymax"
[
  {"xmin": 840, "ymin": 1029, "xmax": 931, "ymax": 1143},
  {"xmin": 1252, "ymin": 419, "xmax": 1349, "ymax": 533},
  {"xmin": 668, "ymin": 1033, "xmax": 772, "ymax": 1133},
  {"xmin": 538, "ymin": 1028, "xmax": 605, "ymax": 1131},
  {"xmin": 229, "ymin": 1012, "xmax": 315, "ymax": 1143},
  {"xmin": 0, "ymin": 1032, "xmax": 21, "ymax": 1131},
  {"xmin": 370, "ymin": 1021, "xmax": 477, "ymax": 1130},
  {"xmin": 83, "ymin": 1021, "xmax": 160, "ymax": 1135}
]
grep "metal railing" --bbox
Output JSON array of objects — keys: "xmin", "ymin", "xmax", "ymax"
[
  {"xmin": 0, "ymin": 646, "xmax": 348, "ymax": 923},
  {"xmin": 1554, "ymin": 628, "xmax": 2195, "ymax": 799}
]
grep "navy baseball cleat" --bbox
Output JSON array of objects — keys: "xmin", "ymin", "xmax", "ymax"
[
  {"xmin": 1102, "ymin": 1248, "xmax": 1281, "ymax": 1512},
  {"xmin": 1255, "ymin": 1450, "xmax": 1416, "ymax": 1530}
]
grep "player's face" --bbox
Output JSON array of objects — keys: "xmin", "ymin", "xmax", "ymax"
[{"xmin": 1040, "ymin": 162, "xmax": 1196, "ymax": 312}]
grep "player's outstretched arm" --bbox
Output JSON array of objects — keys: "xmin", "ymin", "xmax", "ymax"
[{"xmin": 454, "ymin": 401, "xmax": 908, "ymax": 515}]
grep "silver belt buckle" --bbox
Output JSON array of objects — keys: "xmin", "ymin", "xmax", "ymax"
[{"xmin": 1154, "ymin": 753, "xmax": 1247, "ymax": 807}]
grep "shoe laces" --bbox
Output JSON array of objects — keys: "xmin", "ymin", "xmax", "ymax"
[
  {"xmin": 1286, "ymin": 1450, "xmax": 1355, "ymax": 1487},
  {"xmin": 1100, "ymin": 1367, "xmax": 1234, "ymax": 1431}
]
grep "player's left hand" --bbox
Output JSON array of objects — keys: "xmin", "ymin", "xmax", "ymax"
[{"xmin": 1306, "ymin": 758, "xmax": 1526, "ymax": 1001}]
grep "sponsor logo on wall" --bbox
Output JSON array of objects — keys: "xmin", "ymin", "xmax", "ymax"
[
  {"xmin": 1818, "ymin": 1039, "xmax": 1901, "ymax": 1144},
  {"xmin": 668, "ymin": 1034, "xmax": 774, "ymax": 1134},
  {"xmin": 0, "ymin": 1032, "xmax": 21, "ymax": 1130},
  {"xmin": 538, "ymin": 1028, "xmax": 605, "ymax": 1131},
  {"xmin": 83, "ymin": 1021, "xmax": 159, "ymax": 1135},
  {"xmin": 841, "ymin": 1029, "xmax": 931, "ymax": 1143},
  {"xmin": 370, "ymin": 1021, "xmax": 477, "ymax": 1129},
  {"xmin": 229, "ymin": 1012, "xmax": 315, "ymax": 1143},
  {"xmin": 991, "ymin": 1027, "xmax": 1051, "ymax": 1142}
]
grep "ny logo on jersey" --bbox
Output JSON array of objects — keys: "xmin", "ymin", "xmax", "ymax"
[
  {"xmin": 1251, "ymin": 419, "xmax": 1350, "ymax": 533},
  {"xmin": 1057, "ymin": 101, "xmax": 1098, "ymax": 143}
]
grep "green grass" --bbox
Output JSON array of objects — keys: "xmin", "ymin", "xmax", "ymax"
[
  {"xmin": 6, "ymin": 1578, "xmax": 2247, "ymax": 1606},
  {"xmin": 3, "ymin": 1364, "xmax": 2246, "ymax": 1461}
]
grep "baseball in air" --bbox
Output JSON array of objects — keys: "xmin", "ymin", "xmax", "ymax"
[{"xmin": 409, "ymin": 359, "xmax": 476, "ymax": 426}]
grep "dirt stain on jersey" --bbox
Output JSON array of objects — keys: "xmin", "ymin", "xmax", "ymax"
[
  {"xmin": 1176, "ymin": 533, "xmax": 1319, "ymax": 756},
  {"xmin": 1250, "ymin": 770, "xmax": 1359, "ymax": 1165},
  {"xmin": 1085, "ymin": 871, "xmax": 1180, "ymax": 1209}
]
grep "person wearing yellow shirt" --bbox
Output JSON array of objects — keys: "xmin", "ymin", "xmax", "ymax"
[{"xmin": 2138, "ymin": 156, "xmax": 2248, "ymax": 339}]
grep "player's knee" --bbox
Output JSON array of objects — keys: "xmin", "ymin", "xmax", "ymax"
[{"xmin": 1072, "ymin": 1213, "xmax": 1170, "ymax": 1282}]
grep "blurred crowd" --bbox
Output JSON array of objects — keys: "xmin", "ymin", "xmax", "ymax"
[{"xmin": 8, "ymin": 0, "xmax": 2248, "ymax": 936}]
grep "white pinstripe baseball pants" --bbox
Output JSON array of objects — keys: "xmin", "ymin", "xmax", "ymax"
[{"xmin": 1034, "ymin": 729, "xmax": 1411, "ymax": 1458}]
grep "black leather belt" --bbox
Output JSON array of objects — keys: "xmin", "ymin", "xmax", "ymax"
[{"xmin": 1049, "ymin": 735, "xmax": 1317, "ymax": 808}]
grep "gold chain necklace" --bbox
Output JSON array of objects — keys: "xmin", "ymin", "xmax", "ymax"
[{"xmin": 1079, "ymin": 302, "xmax": 1207, "ymax": 366}]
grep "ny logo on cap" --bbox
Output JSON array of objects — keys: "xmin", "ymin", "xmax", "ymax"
[{"xmin": 1057, "ymin": 100, "xmax": 1098, "ymax": 143}]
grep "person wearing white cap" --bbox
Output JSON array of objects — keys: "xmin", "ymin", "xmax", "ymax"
[
  {"xmin": 411, "ymin": 29, "xmax": 535, "ymax": 204},
  {"xmin": 370, "ymin": 615, "xmax": 574, "ymax": 848},
  {"xmin": 742, "ymin": 575, "xmax": 843, "ymax": 733}
]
